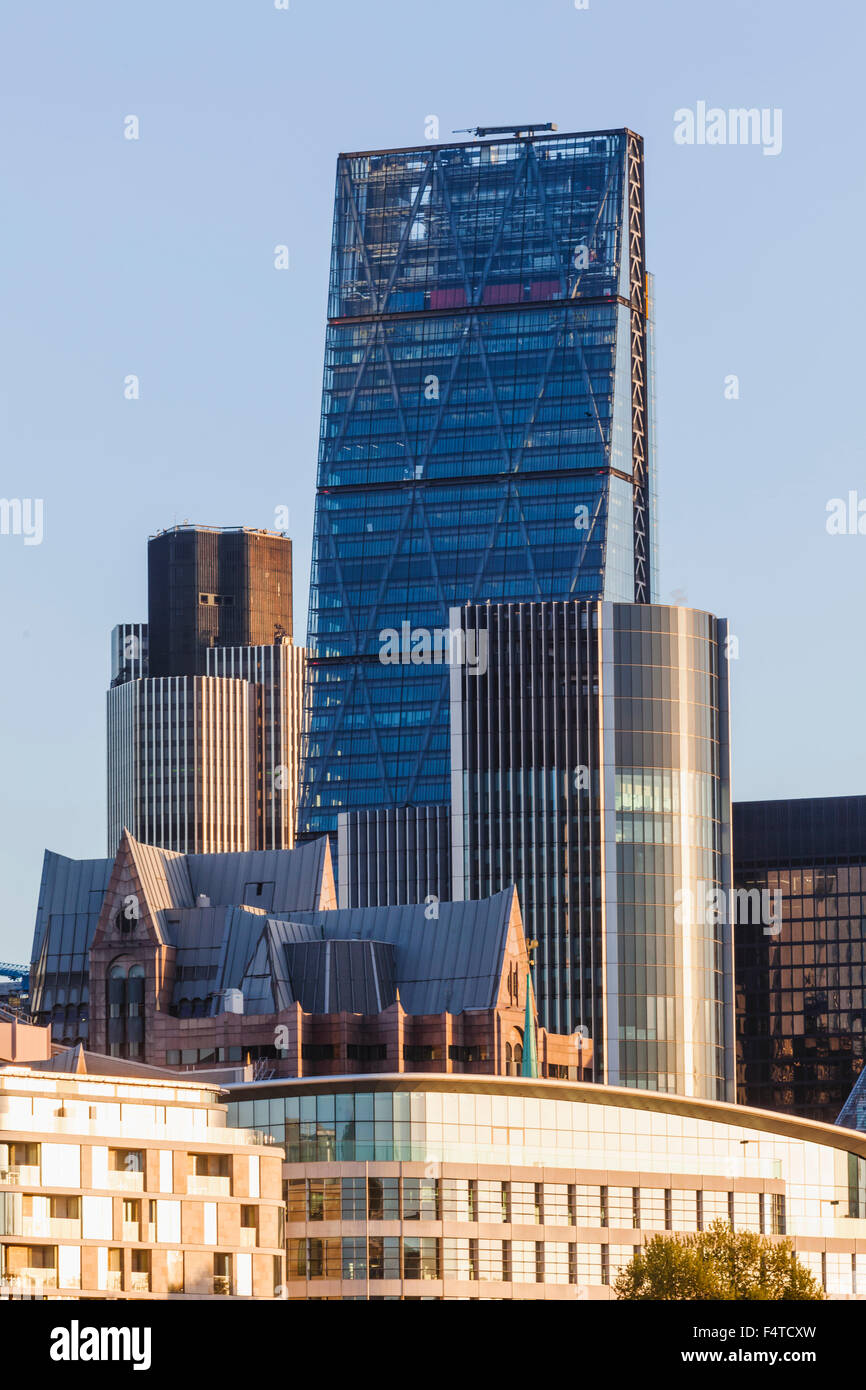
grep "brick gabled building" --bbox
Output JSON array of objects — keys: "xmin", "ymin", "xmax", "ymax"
[{"xmin": 29, "ymin": 832, "xmax": 590, "ymax": 1082}]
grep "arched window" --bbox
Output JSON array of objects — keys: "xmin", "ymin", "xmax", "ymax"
[{"xmin": 106, "ymin": 959, "xmax": 145, "ymax": 1059}]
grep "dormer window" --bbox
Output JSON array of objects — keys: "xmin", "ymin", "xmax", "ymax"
[{"xmin": 115, "ymin": 907, "xmax": 135, "ymax": 936}]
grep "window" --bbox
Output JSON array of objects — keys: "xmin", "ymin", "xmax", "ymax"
[
  {"xmin": 511, "ymin": 1182, "xmax": 542, "ymax": 1224},
  {"xmin": 606, "ymin": 1186, "xmax": 638, "ymax": 1229},
  {"xmin": 240, "ymin": 1205, "xmax": 257, "ymax": 1247},
  {"xmin": 286, "ymin": 1180, "xmax": 306, "ymax": 1223},
  {"xmin": 368, "ymin": 1177, "xmax": 400, "ymax": 1221},
  {"xmin": 308, "ymin": 1178, "xmax": 340, "ymax": 1222},
  {"xmin": 477, "ymin": 1181, "xmax": 508, "ymax": 1223},
  {"xmin": 403, "ymin": 1045, "xmax": 443, "ymax": 1063},
  {"xmin": 108, "ymin": 1148, "xmax": 143, "ymax": 1174},
  {"xmin": 308, "ymin": 1238, "xmax": 341, "ymax": 1279},
  {"xmin": 341, "ymin": 1178, "xmax": 366, "ymax": 1220},
  {"xmin": 544, "ymin": 1184, "xmax": 572, "ymax": 1227},
  {"xmin": 122, "ymin": 1198, "xmax": 141, "ymax": 1240},
  {"xmin": 368, "ymin": 1237, "xmax": 400, "ymax": 1280},
  {"xmin": 543, "ymin": 1241, "xmax": 572, "ymax": 1284},
  {"xmin": 342, "ymin": 1237, "xmax": 366, "ymax": 1279},
  {"xmin": 130, "ymin": 1249, "xmax": 150, "ymax": 1292},
  {"xmin": 639, "ymin": 1188, "xmax": 669, "ymax": 1231},
  {"xmin": 511, "ymin": 1240, "xmax": 541, "ymax": 1283},
  {"xmin": 213, "ymin": 1252, "xmax": 231, "ymax": 1295},
  {"xmin": 402, "ymin": 1178, "xmax": 439, "ymax": 1221},
  {"xmin": 403, "ymin": 1237, "xmax": 439, "ymax": 1280},
  {"xmin": 49, "ymin": 1195, "xmax": 80, "ymax": 1225},
  {"xmin": 441, "ymin": 1179, "xmax": 472, "ymax": 1222}
]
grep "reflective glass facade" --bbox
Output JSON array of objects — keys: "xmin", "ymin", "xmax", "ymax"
[
  {"xmin": 450, "ymin": 601, "xmax": 733, "ymax": 1099},
  {"xmin": 735, "ymin": 796, "xmax": 866, "ymax": 1123},
  {"xmin": 227, "ymin": 1076, "xmax": 866, "ymax": 1300},
  {"xmin": 299, "ymin": 129, "xmax": 654, "ymax": 836}
]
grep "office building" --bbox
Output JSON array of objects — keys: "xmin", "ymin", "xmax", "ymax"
[
  {"xmin": 107, "ymin": 526, "xmax": 305, "ymax": 855},
  {"xmin": 27, "ymin": 832, "xmax": 587, "ymax": 1080},
  {"xmin": 0, "ymin": 1058, "xmax": 285, "ymax": 1300},
  {"xmin": 147, "ymin": 525, "xmax": 293, "ymax": 678},
  {"xmin": 225, "ymin": 1071, "xmax": 866, "ymax": 1300},
  {"xmin": 340, "ymin": 600, "xmax": 734, "ymax": 1100},
  {"xmin": 735, "ymin": 795, "xmax": 866, "ymax": 1124},
  {"xmin": 299, "ymin": 127, "xmax": 657, "ymax": 840}
]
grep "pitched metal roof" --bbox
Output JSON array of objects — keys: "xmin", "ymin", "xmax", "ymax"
[
  {"xmin": 276, "ymin": 889, "xmax": 516, "ymax": 1014},
  {"xmin": 31, "ymin": 850, "xmax": 113, "ymax": 967},
  {"xmin": 29, "ymin": 839, "xmax": 516, "ymax": 1023},
  {"xmin": 185, "ymin": 838, "xmax": 330, "ymax": 914}
]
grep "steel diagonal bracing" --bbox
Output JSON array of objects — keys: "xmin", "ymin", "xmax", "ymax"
[
  {"xmin": 524, "ymin": 144, "xmax": 570, "ymax": 295},
  {"xmin": 411, "ymin": 320, "xmax": 472, "ymax": 478},
  {"xmin": 381, "ymin": 156, "xmax": 435, "ymax": 310},
  {"xmin": 320, "ymin": 330, "xmax": 377, "ymax": 472},
  {"xmin": 569, "ymin": 161, "xmax": 617, "ymax": 299},
  {"xmin": 473, "ymin": 145, "xmax": 530, "ymax": 306},
  {"xmin": 432, "ymin": 151, "xmax": 474, "ymax": 304},
  {"xmin": 339, "ymin": 165, "xmax": 381, "ymax": 312},
  {"xmin": 569, "ymin": 486, "xmax": 607, "ymax": 594}
]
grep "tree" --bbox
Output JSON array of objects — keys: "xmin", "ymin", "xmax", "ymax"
[{"xmin": 614, "ymin": 1220, "xmax": 825, "ymax": 1301}]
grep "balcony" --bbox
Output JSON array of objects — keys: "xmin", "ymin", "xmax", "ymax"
[
  {"xmin": 5, "ymin": 1268, "xmax": 58, "ymax": 1290},
  {"xmin": 129, "ymin": 1272, "xmax": 150, "ymax": 1293},
  {"xmin": 105, "ymin": 1270, "xmax": 123, "ymax": 1292},
  {"xmin": 213, "ymin": 1275, "xmax": 232, "ymax": 1296},
  {"xmin": 106, "ymin": 1170, "xmax": 144, "ymax": 1192},
  {"xmin": 122, "ymin": 1222, "xmax": 141, "ymax": 1243},
  {"xmin": 239, "ymin": 1227, "xmax": 256, "ymax": 1248},
  {"xmin": 187, "ymin": 1175, "xmax": 231, "ymax": 1197}
]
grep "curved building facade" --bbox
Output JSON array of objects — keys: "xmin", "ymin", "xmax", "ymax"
[
  {"xmin": 450, "ymin": 600, "xmax": 733, "ymax": 1098},
  {"xmin": 227, "ymin": 1074, "xmax": 866, "ymax": 1302}
]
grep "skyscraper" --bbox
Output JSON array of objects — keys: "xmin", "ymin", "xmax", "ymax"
[
  {"xmin": 106, "ymin": 526, "xmax": 305, "ymax": 855},
  {"xmin": 339, "ymin": 599, "xmax": 735, "ymax": 1099},
  {"xmin": 735, "ymin": 796, "xmax": 866, "ymax": 1123},
  {"xmin": 299, "ymin": 127, "xmax": 655, "ymax": 838},
  {"xmin": 147, "ymin": 525, "xmax": 293, "ymax": 677}
]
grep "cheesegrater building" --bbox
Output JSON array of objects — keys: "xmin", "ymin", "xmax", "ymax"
[{"xmin": 298, "ymin": 127, "xmax": 657, "ymax": 839}]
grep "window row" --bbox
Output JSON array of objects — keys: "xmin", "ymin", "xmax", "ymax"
[{"xmin": 285, "ymin": 1177, "xmax": 784, "ymax": 1234}]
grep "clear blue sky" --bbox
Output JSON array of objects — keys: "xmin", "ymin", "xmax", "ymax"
[{"xmin": 1, "ymin": 0, "xmax": 863, "ymax": 961}]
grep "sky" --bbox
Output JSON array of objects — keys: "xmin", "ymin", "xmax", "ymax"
[{"xmin": 1, "ymin": 0, "xmax": 863, "ymax": 962}]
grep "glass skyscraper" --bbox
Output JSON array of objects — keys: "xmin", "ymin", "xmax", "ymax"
[{"xmin": 299, "ymin": 128, "xmax": 655, "ymax": 837}]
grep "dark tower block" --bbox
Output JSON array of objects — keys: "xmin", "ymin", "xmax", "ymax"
[{"xmin": 147, "ymin": 526, "xmax": 293, "ymax": 677}]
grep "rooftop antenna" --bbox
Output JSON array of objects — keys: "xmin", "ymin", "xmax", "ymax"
[{"xmin": 453, "ymin": 123, "xmax": 557, "ymax": 139}]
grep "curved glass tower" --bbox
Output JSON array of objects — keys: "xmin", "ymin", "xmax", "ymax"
[
  {"xmin": 299, "ymin": 128, "xmax": 654, "ymax": 837},
  {"xmin": 450, "ymin": 600, "xmax": 733, "ymax": 1100}
]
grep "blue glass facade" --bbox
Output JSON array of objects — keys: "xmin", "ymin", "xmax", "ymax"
[{"xmin": 299, "ymin": 129, "xmax": 654, "ymax": 836}]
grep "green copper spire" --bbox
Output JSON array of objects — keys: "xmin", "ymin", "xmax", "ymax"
[{"xmin": 521, "ymin": 971, "xmax": 538, "ymax": 1078}]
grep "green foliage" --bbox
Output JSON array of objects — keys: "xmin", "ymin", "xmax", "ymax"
[{"xmin": 614, "ymin": 1220, "xmax": 826, "ymax": 1301}]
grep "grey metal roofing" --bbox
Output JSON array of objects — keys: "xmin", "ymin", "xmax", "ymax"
[
  {"xmin": 31, "ymin": 850, "xmax": 114, "ymax": 967},
  {"xmin": 29, "ymin": 837, "xmax": 515, "ymax": 1022},
  {"xmin": 284, "ymin": 939, "xmax": 396, "ymax": 1014},
  {"xmin": 127, "ymin": 839, "xmax": 194, "ymax": 915},
  {"xmin": 185, "ymin": 838, "xmax": 330, "ymax": 915},
  {"xmin": 171, "ymin": 890, "xmax": 516, "ymax": 1017},
  {"xmin": 30, "ymin": 837, "xmax": 329, "ymax": 961},
  {"xmin": 276, "ymin": 889, "xmax": 516, "ymax": 1015}
]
